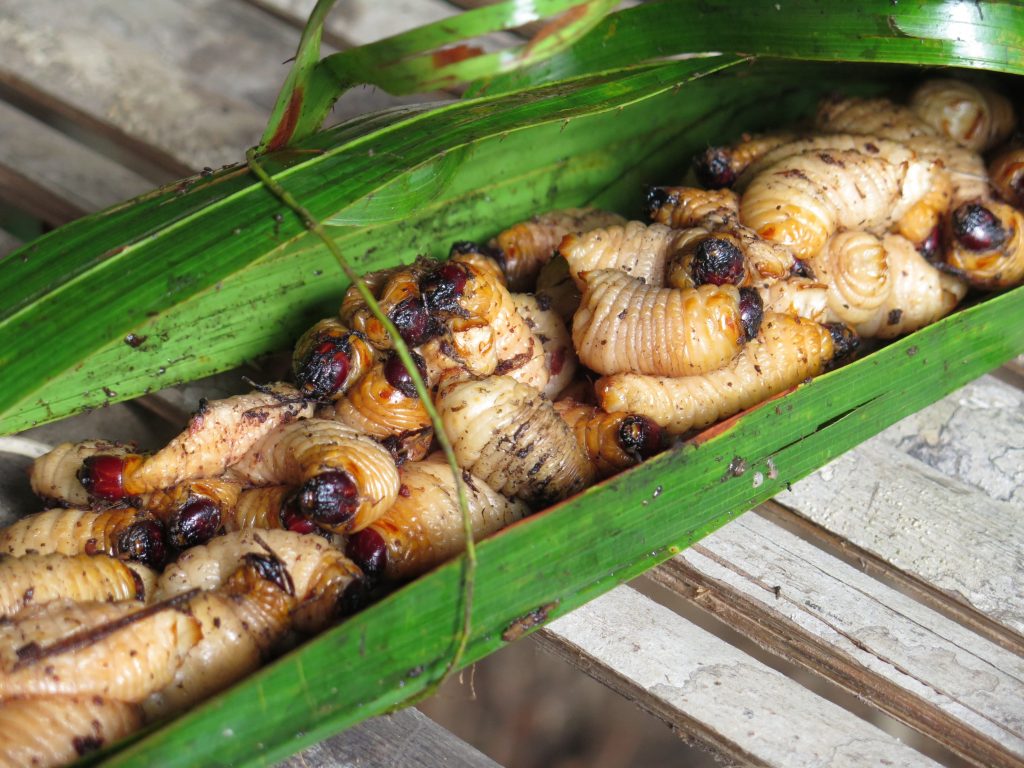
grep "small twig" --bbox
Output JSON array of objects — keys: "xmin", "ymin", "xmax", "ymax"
[{"xmin": 244, "ymin": 148, "xmax": 477, "ymax": 702}]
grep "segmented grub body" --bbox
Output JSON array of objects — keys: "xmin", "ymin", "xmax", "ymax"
[
  {"xmin": 340, "ymin": 257, "xmax": 440, "ymax": 349},
  {"xmin": 553, "ymin": 400, "xmax": 663, "ymax": 478},
  {"xmin": 30, "ymin": 440, "xmax": 133, "ymax": 507},
  {"xmin": 327, "ymin": 354, "xmax": 432, "ymax": 446},
  {"xmin": 222, "ymin": 486, "xmax": 298, "ymax": 532},
  {"xmin": 596, "ymin": 313, "xmax": 838, "ymax": 435},
  {"xmin": 573, "ymin": 270, "xmax": 745, "ymax": 377},
  {"xmin": 559, "ymin": 221, "xmax": 692, "ymax": 288},
  {"xmin": 739, "ymin": 136, "xmax": 938, "ymax": 259},
  {"xmin": 437, "ymin": 375, "xmax": 594, "ymax": 508},
  {"xmin": 0, "ymin": 599, "xmax": 200, "ymax": 701},
  {"xmin": 111, "ymin": 384, "xmax": 314, "ymax": 496},
  {"xmin": 0, "ymin": 695, "xmax": 143, "ymax": 768},
  {"xmin": 806, "ymin": 230, "xmax": 891, "ymax": 326},
  {"xmin": 692, "ymin": 132, "xmax": 797, "ymax": 188},
  {"xmin": 490, "ymin": 208, "xmax": 626, "ymax": 291},
  {"xmin": 511, "ymin": 294, "xmax": 578, "ymax": 399},
  {"xmin": 945, "ymin": 200, "xmax": 1024, "ymax": 289},
  {"xmin": 136, "ymin": 478, "xmax": 241, "ymax": 548},
  {"xmin": 0, "ymin": 554, "xmax": 155, "ymax": 617},
  {"xmin": 292, "ymin": 319, "xmax": 376, "ymax": 401},
  {"xmin": 226, "ymin": 419, "xmax": 399, "ymax": 533},
  {"xmin": 647, "ymin": 186, "xmax": 739, "ymax": 230},
  {"xmin": 348, "ymin": 455, "xmax": 529, "ymax": 582},
  {"xmin": 989, "ymin": 142, "xmax": 1024, "ymax": 208},
  {"xmin": 0, "ymin": 508, "xmax": 166, "ymax": 568},
  {"xmin": 910, "ymin": 79, "xmax": 1016, "ymax": 152},
  {"xmin": 534, "ymin": 254, "xmax": 581, "ymax": 321}
]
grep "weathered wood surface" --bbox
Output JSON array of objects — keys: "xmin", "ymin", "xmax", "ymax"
[
  {"xmin": 541, "ymin": 585, "xmax": 941, "ymax": 768},
  {"xmin": 279, "ymin": 707, "xmax": 501, "ymax": 768},
  {"xmin": 653, "ymin": 512, "xmax": 1024, "ymax": 767},
  {"xmin": 773, "ymin": 375, "xmax": 1024, "ymax": 640},
  {"xmin": 0, "ymin": 100, "xmax": 152, "ymax": 226}
]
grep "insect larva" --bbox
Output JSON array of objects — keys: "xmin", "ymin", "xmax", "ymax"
[
  {"xmin": 0, "ymin": 508, "xmax": 167, "ymax": 569},
  {"xmin": 0, "ymin": 554, "xmax": 155, "ymax": 618},
  {"xmin": 486, "ymin": 208, "xmax": 627, "ymax": 291},
  {"xmin": 222, "ymin": 485, "xmax": 338, "ymax": 539},
  {"xmin": 646, "ymin": 186, "xmax": 739, "ymax": 230},
  {"xmin": 739, "ymin": 141, "xmax": 938, "ymax": 259},
  {"xmin": 857, "ymin": 233, "xmax": 968, "ymax": 338},
  {"xmin": 758, "ymin": 277, "xmax": 830, "ymax": 324},
  {"xmin": 144, "ymin": 552, "xmax": 298, "ymax": 720},
  {"xmin": 910, "ymin": 79, "xmax": 1016, "ymax": 152},
  {"xmin": 79, "ymin": 383, "xmax": 314, "ymax": 500},
  {"xmin": 155, "ymin": 530, "xmax": 363, "ymax": 634},
  {"xmin": 136, "ymin": 478, "xmax": 241, "ymax": 549},
  {"xmin": 0, "ymin": 597, "xmax": 200, "ymax": 701},
  {"xmin": 989, "ymin": 142, "xmax": 1024, "ymax": 208},
  {"xmin": 552, "ymin": 400, "xmax": 663, "ymax": 479},
  {"xmin": 339, "ymin": 256, "xmax": 442, "ymax": 348},
  {"xmin": 806, "ymin": 230, "xmax": 891, "ymax": 326},
  {"xmin": 534, "ymin": 254, "xmax": 581, "ymax": 322},
  {"xmin": 893, "ymin": 170, "xmax": 953, "ymax": 254},
  {"xmin": 511, "ymin": 294, "xmax": 578, "ymax": 399},
  {"xmin": 326, "ymin": 351, "xmax": 432, "ymax": 455},
  {"xmin": 0, "ymin": 695, "xmax": 143, "ymax": 768},
  {"xmin": 30, "ymin": 440, "xmax": 133, "ymax": 508},
  {"xmin": 945, "ymin": 200, "xmax": 1024, "ymax": 289},
  {"xmin": 225, "ymin": 419, "xmax": 400, "ymax": 533},
  {"xmin": 292, "ymin": 319, "xmax": 376, "ymax": 401},
  {"xmin": 436, "ymin": 375, "xmax": 594, "ymax": 508},
  {"xmin": 346, "ymin": 454, "xmax": 530, "ymax": 582},
  {"xmin": 692, "ymin": 132, "xmax": 798, "ymax": 188},
  {"xmin": 811, "ymin": 96, "xmax": 991, "ymax": 208},
  {"xmin": 558, "ymin": 220, "xmax": 693, "ymax": 289},
  {"xmin": 596, "ymin": 313, "xmax": 853, "ymax": 435},
  {"xmin": 421, "ymin": 254, "xmax": 549, "ymax": 391},
  {"xmin": 646, "ymin": 186, "xmax": 798, "ymax": 287},
  {"xmin": 572, "ymin": 269, "xmax": 757, "ymax": 377}
]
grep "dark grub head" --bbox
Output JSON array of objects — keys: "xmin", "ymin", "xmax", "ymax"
[{"xmin": 691, "ymin": 237, "xmax": 744, "ymax": 286}]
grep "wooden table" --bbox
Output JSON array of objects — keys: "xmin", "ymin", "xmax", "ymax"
[{"xmin": 1, "ymin": 3, "xmax": 1021, "ymax": 766}]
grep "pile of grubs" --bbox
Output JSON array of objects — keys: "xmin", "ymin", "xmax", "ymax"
[{"xmin": 3, "ymin": 78, "xmax": 1022, "ymax": 767}]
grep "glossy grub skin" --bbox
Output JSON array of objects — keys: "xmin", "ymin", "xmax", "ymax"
[
  {"xmin": 573, "ymin": 269, "xmax": 745, "ymax": 377},
  {"xmin": 292, "ymin": 319, "xmax": 375, "ymax": 402},
  {"xmin": 815, "ymin": 95, "xmax": 936, "ymax": 143},
  {"xmin": 596, "ymin": 313, "xmax": 840, "ymax": 435},
  {"xmin": 347, "ymin": 454, "xmax": 529, "ymax": 582},
  {"xmin": 112, "ymin": 383, "xmax": 314, "ymax": 497},
  {"xmin": 30, "ymin": 440, "xmax": 134, "ymax": 508},
  {"xmin": 0, "ymin": 694, "xmax": 143, "ymax": 768},
  {"xmin": 225, "ymin": 419, "xmax": 399, "ymax": 533},
  {"xmin": 989, "ymin": 142, "xmax": 1024, "ymax": 208},
  {"xmin": 739, "ymin": 135, "xmax": 939, "ymax": 260},
  {"xmin": 489, "ymin": 207, "xmax": 626, "ymax": 291},
  {"xmin": 692, "ymin": 132, "xmax": 797, "ymax": 188},
  {"xmin": 945, "ymin": 200, "xmax": 1024, "ymax": 289},
  {"xmin": 0, "ymin": 598, "xmax": 200, "ymax": 701},
  {"xmin": 144, "ymin": 555, "xmax": 298, "ymax": 720},
  {"xmin": 0, "ymin": 554, "xmax": 155, "ymax": 618},
  {"xmin": 910, "ymin": 79, "xmax": 1016, "ymax": 152},
  {"xmin": 339, "ymin": 257, "xmax": 440, "ymax": 349},
  {"xmin": 806, "ymin": 230, "xmax": 891, "ymax": 326},
  {"xmin": 0, "ymin": 507, "xmax": 167, "ymax": 568},
  {"xmin": 553, "ymin": 400, "xmax": 663, "ymax": 479},
  {"xmin": 437, "ymin": 375, "xmax": 594, "ymax": 508},
  {"xmin": 422, "ymin": 254, "xmax": 549, "ymax": 391},
  {"xmin": 534, "ymin": 254, "xmax": 582, "ymax": 321},
  {"xmin": 559, "ymin": 220, "xmax": 694, "ymax": 289},
  {"xmin": 222, "ymin": 486, "xmax": 306, "ymax": 534},
  {"xmin": 650, "ymin": 188, "xmax": 798, "ymax": 289},
  {"xmin": 155, "ymin": 530, "xmax": 362, "ymax": 634},
  {"xmin": 511, "ymin": 294, "xmax": 578, "ymax": 399},
  {"xmin": 135, "ymin": 478, "xmax": 240, "ymax": 549},
  {"xmin": 327, "ymin": 353, "xmax": 432, "ymax": 452}
]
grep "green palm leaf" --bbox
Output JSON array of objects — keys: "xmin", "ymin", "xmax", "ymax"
[{"xmin": 1, "ymin": 2, "xmax": 1021, "ymax": 765}]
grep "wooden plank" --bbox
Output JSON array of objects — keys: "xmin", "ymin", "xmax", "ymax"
[
  {"xmin": 278, "ymin": 707, "xmax": 502, "ymax": 768},
  {"xmin": 0, "ymin": 0, "xmax": 419, "ymax": 174},
  {"xmin": 540, "ymin": 585, "xmax": 941, "ymax": 768},
  {"xmin": 652, "ymin": 514, "xmax": 1024, "ymax": 768},
  {"xmin": 0, "ymin": 101, "xmax": 152, "ymax": 225},
  {"xmin": 772, "ymin": 376, "xmax": 1024, "ymax": 641}
]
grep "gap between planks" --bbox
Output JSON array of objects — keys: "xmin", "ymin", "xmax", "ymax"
[{"xmin": 650, "ymin": 512, "xmax": 1024, "ymax": 768}]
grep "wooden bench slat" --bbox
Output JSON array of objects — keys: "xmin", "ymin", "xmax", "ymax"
[
  {"xmin": 774, "ymin": 377, "xmax": 1024, "ymax": 641},
  {"xmin": 652, "ymin": 513, "xmax": 1024, "ymax": 768},
  {"xmin": 0, "ymin": 101, "xmax": 152, "ymax": 226},
  {"xmin": 541, "ymin": 585, "xmax": 941, "ymax": 768},
  {"xmin": 278, "ymin": 706, "xmax": 502, "ymax": 768}
]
